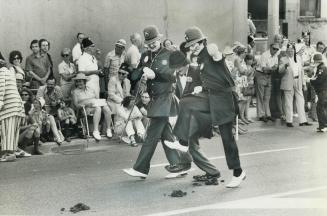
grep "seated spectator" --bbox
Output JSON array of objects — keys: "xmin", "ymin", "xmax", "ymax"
[
  {"xmin": 20, "ymin": 88, "xmax": 34, "ymax": 115},
  {"xmin": 58, "ymin": 48, "xmax": 77, "ymax": 100},
  {"xmin": 36, "ymin": 76, "xmax": 63, "ymax": 115},
  {"xmin": 18, "ymin": 89, "xmax": 40, "ymax": 155},
  {"xmin": 15, "ymin": 73, "xmax": 24, "ymax": 93},
  {"xmin": 72, "ymin": 73, "xmax": 113, "ymax": 140},
  {"xmin": 115, "ymin": 96, "xmax": 145, "ymax": 147},
  {"xmin": 9, "ymin": 50, "xmax": 25, "ymax": 79},
  {"xmin": 27, "ymin": 97, "xmax": 64, "ymax": 146},
  {"xmin": 57, "ymin": 100, "xmax": 77, "ymax": 142},
  {"xmin": 107, "ymin": 63, "xmax": 131, "ymax": 115},
  {"xmin": 39, "ymin": 38, "xmax": 54, "ymax": 77},
  {"xmin": 136, "ymin": 91, "xmax": 150, "ymax": 127}
]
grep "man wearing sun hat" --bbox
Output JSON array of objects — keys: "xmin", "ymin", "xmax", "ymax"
[
  {"xmin": 123, "ymin": 25, "xmax": 192, "ymax": 179},
  {"xmin": 164, "ymin": 26, "xmax": 246, "ymax": 188}
]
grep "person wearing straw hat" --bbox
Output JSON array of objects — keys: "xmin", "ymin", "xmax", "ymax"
[
  {"xmin": 72, "ymin": 73, "xmax": 113, "ymax": 140},
  {"xmin": 123, "ymin": 25, "xmax": 192, "ymax": 178},
  {"xmin": 164, "ymin": 26, "xmax": 246, "ymax": 188}
]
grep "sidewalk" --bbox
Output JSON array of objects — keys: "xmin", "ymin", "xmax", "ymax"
[{"xmin": 25, "ymin": 136, "xmax": 126, "ymax": 155}]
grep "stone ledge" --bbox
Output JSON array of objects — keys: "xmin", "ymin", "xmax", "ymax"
[{"xmin": 298, "ymin": 17, "xmax": 327, "ymax": 23}]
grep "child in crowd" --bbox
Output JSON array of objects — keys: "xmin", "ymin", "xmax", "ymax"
[
  {"xmin": 115, "ymin": 96, "xmax": 145, "ymax": 147},
  {"xmin": 57, "ymin": 100, "xmax": 77, "ymax": 142},
  {"xmin": 242, "ymin": 54, "xmax": 256, "ymax": 123}
]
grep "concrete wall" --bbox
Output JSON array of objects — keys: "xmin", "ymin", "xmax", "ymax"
[
  {"xmin": 286, "ymin": 0, "xmax": 327, "ymax": 45},
  {"xmin": 0, "ymin": 0, "xmax": 247, "ymax": 78}
]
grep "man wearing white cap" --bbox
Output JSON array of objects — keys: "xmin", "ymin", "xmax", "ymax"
[{"xmin": 104, "ymin": 39, "xmax": 127, "ymax": 86}]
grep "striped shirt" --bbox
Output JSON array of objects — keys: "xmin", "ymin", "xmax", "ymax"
[{"xmin": 0, "ymin": 67, "xmax": 24, "ymax": 121}]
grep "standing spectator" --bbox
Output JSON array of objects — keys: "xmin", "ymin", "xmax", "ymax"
[
  {"xmin": 58, "ymin": 48, "xmax": 77, "ymax": 99},
  {"xmin": 0, "ymin": 64, "xmax": 25, "ymax": 162},
  {"xmin": 25, "ymin": 39, "xmax": 51, "ymax": 89},
  {"xmin": 9, "ymin": 50, "xmax": 25, "ymax": 79},
  {"xmin": 242, "ymin": 54, "xmax": 256, "ymax": 123},
  {"xmin": 39, "ymin": 39, "xmax": 54, "ymax": 78},
  {"xmin": 57, "ymin": 100, "xmax": 77, "ymax": 142},
  {"xmin": 310, "ymin": 58, "xmax": 327, "ymax": 132},
  {"xmin": 256, "ymin": 43, "xmax": 279, "ymax": 122},
  {"xmin": 95, "ymin": 48, "xmax": 106, "ymax": 98},
  {"xmin": 247, "ymin": 35, "xmax": 255, "ymax": 55},
  {"xmin": 78, "ymin": 37, "xmax": 102, "ymax": 98},
  {"xmin": 104, "ymin": 39, "xmax": 126, "ymax": 84},
  {"xmin": 125, "ymin": 33, "xmax": 142, "ymax": 70},
  {"xmin": 163, "ymin": 39, "xmax": 177, "ymax": 51},
  {"xmin": 0, "ymin": 51, "xmax": 6, "ymax": 68},
  {"xmin": 72, "ymin": 73, "xmax": 113, "ymax": 140},
  {"xmin": 279, "ymin": 43, "xmax": 312, "ymax": 127},
  {"xmin": 36, "ymin": 77, "xmax": 63, "ymax": 115},
  {"xmin": 72, "ymin": 32, "xmax": 85, "ymax": 65},
  {"xmin": 248, "ymin": 12, "xmax": 256, "ymax": 36}
]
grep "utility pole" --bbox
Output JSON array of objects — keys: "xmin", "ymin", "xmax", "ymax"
[{"xmin": 267, "ymin": 0, "xmax": 279, "ymax": 45}]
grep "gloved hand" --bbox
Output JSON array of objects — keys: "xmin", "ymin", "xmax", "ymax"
[
  {"xmin": 192, "ymin": 86, "xmax": 203, "ymax": 94},
  {"xmin": 142, "ymin": 67, "xmax": 156, "ymax": 80}
]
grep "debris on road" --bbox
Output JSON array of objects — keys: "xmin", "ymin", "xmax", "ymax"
[
  {"xmin": 192, "ymin": 182, "xmax": 202, "ymax": 186},
  {"xmin": 60, "ymin": 208, "xmax": 65, "ymax": 212},
  {"xmin": 220, "ymin": 179, "xmax": 225, "ymax": 183},
  {"xmin": 69, "ymin": 203, "xmax": 90, "ymax": 213},
  {"xmin": 204, "ymin": 178, "xmax": 219, "ymax": 185},
  {"xmin": 169, "ymin": 190, "xmax": 187, "ymax": 197}
]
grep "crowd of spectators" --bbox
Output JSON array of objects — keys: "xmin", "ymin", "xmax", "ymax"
[{"xmin": 1, "ymin": 28, "xmax": 327, "ymax": 162}]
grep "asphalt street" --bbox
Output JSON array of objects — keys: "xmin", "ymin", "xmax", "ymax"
[{"xmin": 1, "ymin": 113, "xmax": 327, "ymax": 216}]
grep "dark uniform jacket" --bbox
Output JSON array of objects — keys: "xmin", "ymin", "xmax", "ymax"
[
  {"xmin": 311, "ymin": 63, "xmax": 327, "ymax": 103},
  {"xmin": 138, "ymin": 47, "xmax": 178, "ymax": 118},
  {"xmin": 175, "ymin": 65, "xmax": 202, "ymax": 99},
  {"xmin": 198, "ymin": 47, "xmax": 238, "ymax": 126}
]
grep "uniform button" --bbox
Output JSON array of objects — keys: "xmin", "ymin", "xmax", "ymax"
[{"xmin": 155, "ymin": 68, "xmax": 158, "ymax": 70}]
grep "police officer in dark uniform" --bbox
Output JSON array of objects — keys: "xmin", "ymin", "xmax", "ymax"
[
  {"xmin": 164, "ymin": 27, "xmax": 246, "ymax": 188},
  {"xmin": 123, "ymin": 25, "xmax": 191, "ymax": 178}
]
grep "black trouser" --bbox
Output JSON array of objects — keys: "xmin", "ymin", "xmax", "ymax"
[
  {"xmin": 133, "ymin": 117, "xmax": 191, "ymax": 174},
  {"xmin": 317, "ymin": 90, "xmax": 327, "ymax": 129},
  {"xmin": 174, "ymin": 94, "xmax": 241, "ymax": 170}
]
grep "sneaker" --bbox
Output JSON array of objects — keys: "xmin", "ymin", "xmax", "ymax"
[
  {"xmin": 0, "ymin": 153, "xmax": 16, "ymax": 162},
  {"xmin": 93, "ymin": 131, "xmax": 101, "ymax": 141},
  {"xmin": 123, "ymin": 168, "xmax": 147, "ymax": 178},
  {"xmin": 164, "ymin": 140, "xmax": 188, "ymax": 152},
  {"xmin": 121, "ymin": 136, "xmax": 131, "ymax": 144},
  {"xmin": 15, "ymin": 149, "xmax": 32, "ymax": 158},
  {"xmin": 226, "ymin": 170, "xmax": 246, "ymax": 188},
  {"xmin": 106, "ymin": 129, "xmax": 113, "ymax": 138},
  {"xmin": 130, "ymin": 135, "xmax": 138, "ymax": 147}
]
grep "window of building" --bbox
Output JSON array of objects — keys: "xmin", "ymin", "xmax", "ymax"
[{"xmin": 300, "ymin": 0, "xmax": 321, "ymax": 17}]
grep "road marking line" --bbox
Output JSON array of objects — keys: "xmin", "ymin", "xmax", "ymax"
[
  {"xmin": 150, "ymin": 146, "xmax": 307, "ymax": 168},
  {"xmin": 144, "ymin": 186, "xmax": 327, "ymax": 216}
]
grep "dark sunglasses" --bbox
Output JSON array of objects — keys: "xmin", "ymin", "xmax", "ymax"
[
  {"xmin": 118, "ymin": 72, "xmax": 128, "ymax": 76},
  {"xmin": 62, "ymin": 54, "xmax": 70, "ymax": 57},
  {"xmin": 13, "ymin": 57, "xmax": 21, "ymax": 60},
  {"xmin": 272, "ymin": 47, "xmax": 279, "ymax": 51},
  {"xmin": 21, "ymin": 94, "xmax": 29, "ymax": 96}
]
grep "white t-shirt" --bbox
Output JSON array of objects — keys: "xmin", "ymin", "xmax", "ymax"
[
  {"xmin": 78, "ymin": 52, "xmax": 99, "ymax": 97},
  {"xmin": 72, "ymin": 43, "xmax": 82, "ymax": 63},
  {"xmin": 125, "ymin": 44, "xmax": 141, "ymax": 68}
]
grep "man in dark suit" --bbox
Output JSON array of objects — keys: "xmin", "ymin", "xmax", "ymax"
[
  {"xmin": 165, "ymin": 27, "xmax": 246, "ymax": 188},
  {"xmin": 123, "ymin": 25, "xmax": 191, "ymax": 178},
  {"xmin": 173, "ymin": 48, "xmax": 202, "ymax": 99}
]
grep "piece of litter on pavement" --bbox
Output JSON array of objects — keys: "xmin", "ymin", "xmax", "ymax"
[
  {"xmin": 169, "ymin": 190, "xmax": 187, "ymax": 197},
  {"xmin": 70, "ymin": 203, "xmax": 90, "ymax": 213}
]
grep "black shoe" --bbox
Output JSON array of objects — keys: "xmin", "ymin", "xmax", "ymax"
[
  {"xmin": 165, "ymin": 163, "xmax": 191, "ymax": 173},
  {"xmin": 286, "ymin": 122, "xmax": 294, "ymax": 127},
  {"xmin": 266, "ymin": 116, "xmax": 275, "ymax": 122},
  {"xmin": 299, "ymin": 122, "xmax": 312, "ymax": 126},
  {"xmin": 33, "ymin": 150, "xmax": 44, "ymax": 155},
  {"xmin": 193, "ymin": 173, "xmax": 221, "ymax": 182},
  {"xmin": 258, "ymin": 117, "xmax": 265, "ymax": 122},
  {"xmin": 66, "ymin": 137, "xmax": 71, "ymax": 142}
]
